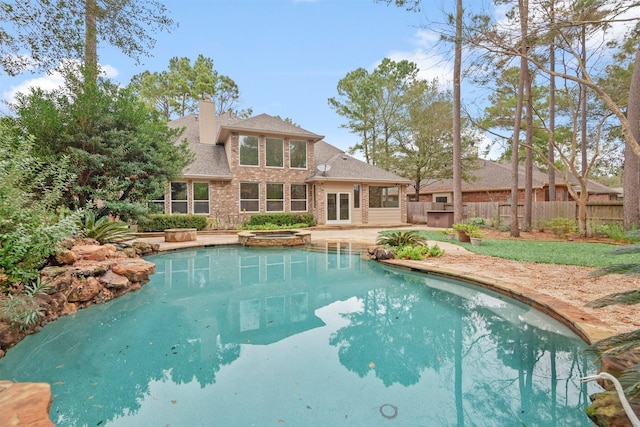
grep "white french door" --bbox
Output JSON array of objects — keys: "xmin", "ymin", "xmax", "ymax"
[{"xmin": 326, "ymin": 192, "xmax": 350, "ymax": 223}]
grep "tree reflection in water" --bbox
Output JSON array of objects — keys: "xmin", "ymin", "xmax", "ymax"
[{"xmin": 0, "ymin": 245, "xmax": 595, "ymax": 426}]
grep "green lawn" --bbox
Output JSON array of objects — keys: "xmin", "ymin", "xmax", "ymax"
[{"xmin": 413, "ymin": 230, "xmax": 638, "ymax": 268}]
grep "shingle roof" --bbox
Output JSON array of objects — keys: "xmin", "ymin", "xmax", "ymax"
[
  {"xmin": 218, "ymin": 114, "xmax": 324, "ymax": 142},
  {"xmin": 168, "ymin": 115, "xmax": 232, "ymax": 179},
  {"xmin": 420, "ymin": 159, "xmax": 618, "ymax": 195},
  {"xmin": 307, "ymin": 141, "xmax": 411, "ymax": 184}
]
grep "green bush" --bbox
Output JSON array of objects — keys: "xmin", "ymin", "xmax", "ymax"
[
  {"xmin": 394, "ymin": 243, "xmax": 444, "ymax": 260},
  {"xmin": 78, "ymin": 210, "xmax": 133, "ymax": 243},
  {"xmin": 0, "ymin": 128, "xmax": 80, "ymax": 289},
  {"xmin": 377, "ymin": 231, "xmax": 427, "ymax": 247},
  {"xmin": 544, "ymin": 217, "xmax": 578, "ymax": 239},
  {"xmin": 591, "ymin": 222, "xmax": 629, "ymax": 242},
  {"xmin": 466, "ymin": 217, "xmax": 486, "ymax": 227},
  {"xmin": 138, "ymin": 214, "xmax": 208, "ymax": 231},
  {"xmin": 242, "ymin": 213, "xmax": 315, "ymax": 228}
]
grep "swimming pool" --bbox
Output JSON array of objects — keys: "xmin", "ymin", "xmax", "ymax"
[{"xmin": 0, "ymin": 244, "xmax": 597, "ymax": 426}]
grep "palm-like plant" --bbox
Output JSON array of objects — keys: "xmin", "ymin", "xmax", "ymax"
[
  {"xmin": 376, "ymin": 230, "xmax": 427, "ymax": 247},
  {"xmin": 78, "ymin": 210, "xmax": 133, "ymax": 244}
]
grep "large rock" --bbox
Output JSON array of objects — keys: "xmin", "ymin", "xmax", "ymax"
[
  {"xmin": 67, "ymin": 276, "xmax": 101, "ymax": 303},
  {"xmin": 112, "ymin": 258, "xmax": 155, "ymax": 283},
  {"xmin": 99, "ymin": 270, "xmax": 130, "ymax": 290},
  {"xmin": 71, "ymin": 244, "xmax": 117, "ymax": 261},
  {"xmin": 0, "ymin": 381, "xmax": 54, "ymax": 426}
]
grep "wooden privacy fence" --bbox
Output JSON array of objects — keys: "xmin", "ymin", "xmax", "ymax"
[{"xmin": 408, "ymin": 201, "xmax": 624, "ymax": 227}]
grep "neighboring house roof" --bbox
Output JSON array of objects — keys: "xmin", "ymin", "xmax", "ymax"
[
  {"xmin": 419, "ymin": 159, "xmax": 618, "ymax": 195},
  {"xmin": 168, "ymin": 115, "xmax": 233, "ymax": 179},
  {"xmin": 307, "ymin": 141, "xmax": 411, "ymax": 184},
  {"xmin": 217, "ymin": 113, "xmax": 324, "ymax": 143}
]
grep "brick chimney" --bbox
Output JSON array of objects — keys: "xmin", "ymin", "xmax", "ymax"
[{"xmin": 199, "ymin": 95, "xmax": 216, "ymax": 144}]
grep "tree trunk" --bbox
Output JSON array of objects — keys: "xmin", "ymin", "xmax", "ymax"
[
  {"xmin": 452, "ymin": 0, "xmax": 463, "ymax": 224},
  {"xmin": 547, "ymin": 0, "xmax": 556, "ymax": 201},
  {"xmin": 84, "ymin": 0, "xmax": 98, "ymax": 84},
  {"xmin": 624, "ymin": 42, "xmax": 640, "ymax": 228},
  {"xmin": 524, "ymin": 65, "xmax": 533, "ymax": 231},
  {"xmin": 511, "ymin": 0, "xmax": 528, "ymax": 238}
]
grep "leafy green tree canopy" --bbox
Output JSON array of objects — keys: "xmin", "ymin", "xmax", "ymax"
[
  {"xmin": 0, "ymin": 0, "xmax": 176, "ymax": 76},
  {"xmin": 8, "ymin": 74, "xmax": 194, "ymax": 221},
  {"xmin": 129, "ymin": 54, "xmax": 251, "ymax": 120}
]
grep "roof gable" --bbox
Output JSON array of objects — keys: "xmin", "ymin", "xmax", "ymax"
[{"xmin": 218, "ymin": 114, "xmax": 324, "ymax": 142}]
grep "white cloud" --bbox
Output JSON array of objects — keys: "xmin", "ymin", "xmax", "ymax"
[
  {"xmin": 2, "ymin": 61, "xmax": 119, "ymax": 106},
  {"xmin": 372, "ymin": 29, "xmax": 454, "ymax": 87}
]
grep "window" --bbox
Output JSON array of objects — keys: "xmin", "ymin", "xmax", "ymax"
[
  {"xmin": 240, "ymin": 182, "xmax": 259, "ymax": 212},
  {"xmin": 435, "ymin": 196, "xmax": 448, "ymax": 203},
  {"xmin": 369, "ymin": 186, "xmax": 399, "ymax": 208},
  {"xmin": 239, "ymin": 135, "xmax": 259, "ymax": 166},
  {"xmin": 193, "ymin": 182, "xmax": 210, "ymax": 214},
  {"xmin": 353, "ymin": 184, "xmax": 360, "ymax": 209},
  {"xmin": 267, "ymin": 183, "xmax": 284, "ymax": 212},
  {"xmin": 171, "ymin": 182, "xmax": 188, "ymax": 213},
  {"xmin": 291, "ymin": 184, "xmax": 307, "ymax": 211},
  {"xmin": 266, "ymin": 138, "xmax": 283, "ymax": 167},
  {"xmin": 289, "ymin": 140, "xmax": 307, "ymax": 169}
]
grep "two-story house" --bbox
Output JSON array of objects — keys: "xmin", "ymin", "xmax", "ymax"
[{"xmin": 152, "ymin": 97, "xmax": 411, "ymax": 226}]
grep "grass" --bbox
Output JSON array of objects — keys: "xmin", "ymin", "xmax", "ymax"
[{"xmin": 414, "ymin": 230, "xmax": 638, "ymax": 268}]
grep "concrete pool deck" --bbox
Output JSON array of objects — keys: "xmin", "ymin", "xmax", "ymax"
[{"xmin": 133, "ymin": 224, "xmax": 616, "ymax": 344}]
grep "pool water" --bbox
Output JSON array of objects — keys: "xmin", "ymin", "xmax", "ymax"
[{"xmin": 0, "ymin": 244, "xmax": 597, "ymax": 426}]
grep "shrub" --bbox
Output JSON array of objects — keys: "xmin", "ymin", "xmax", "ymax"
[
  {"xmin": 377, "ymin": 231, "xmax": 427, "ymax": 247},
  {"xmin": 394, "ymin": 243, "xmax": 444, "ymax": 260},
  {"xmin": 466, "ymin": 217, "xmax": 486, "ymax": 227},
  {"xmin": 0, "ymin": 128, "xmax": 80, "ymax": 288},
  {"xmin": 78, "ymin": 210, "xmax": 132, "ymax": 243},
  {"xmin": 0, "ymin": 279, "xmax": 48, "ymax": 330},
  {"xmin": 138, "ymin": 214, "xmax": 208, "ymax": 231},
  {"xmin": 544, "ymin": 217, "xmax": 578, "ymax": 239},
  {"xmin": 242, "ymin": 213, "xmax": 315, "ymax": 228},
  {"xmin": 591, "ymin": 222, "xmax": 629, "ymax": 242}
]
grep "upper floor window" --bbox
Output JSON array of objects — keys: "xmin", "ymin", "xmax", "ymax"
[
  {"xmin": 171, "ymin": 182, "xmax": 188, "ymax": 213},
  {"xmin": 291, "ymin": 184, "xmax": 307, "ymax": 212},
  {"xmin": 266, "ymin": 138, "xmax": 284, "ymax": 167},
  {"xmin": 240, "ymin": 182, "xmax": 260, "ymax": 212},
  {"xmin": 193, "ymin": 182, "xmax": 210, "ymax": 214},
  {"xmin": 266, "ymin": 183, "xmax": 284, "ymax": 212},
  {"xmin": 289, "ymin": 140, "xmax": 307, "ymax": 169},
  {"xmin": 239, "ymin": 135, "xmax": 259, "ymax": 166},
  {"xmin": 369, "ymin": 186, "xmax": 399, "ymax": 208}
]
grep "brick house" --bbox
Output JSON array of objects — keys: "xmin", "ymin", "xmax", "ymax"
[
  {"xmin": 411, "ymin": 159, "xmax": 620, "ymax": 204},
  {"xmin": 152, "ymin": 98, "xmax": 411, "ymax": 226}
]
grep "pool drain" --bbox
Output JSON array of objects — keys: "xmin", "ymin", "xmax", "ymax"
[{"xmin": 379, "ymin": 403, "xmax": 398, "ymax": 419}]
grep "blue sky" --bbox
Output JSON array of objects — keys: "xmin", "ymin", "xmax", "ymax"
[{"xmin": 0, "ymin": 0, "xmax": 468, "ymax": 154}]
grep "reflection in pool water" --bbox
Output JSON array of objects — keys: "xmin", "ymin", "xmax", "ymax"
[{"xmin": 0, "ymin": 244, "xmax": 597, "ymax": 426}]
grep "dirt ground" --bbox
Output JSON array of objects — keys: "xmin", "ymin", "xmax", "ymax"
[{"xmin": 423, "ymin": 229, "xmax": 640, "ymax": 335}]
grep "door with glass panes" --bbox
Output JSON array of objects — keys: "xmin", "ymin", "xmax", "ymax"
[{"xmin": 326, "ymin": 192, "xmax": 350, "ymax": 223}]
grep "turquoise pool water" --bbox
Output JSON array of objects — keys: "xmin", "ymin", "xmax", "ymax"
[{"xmin": 0, "ymin": 244, "xmax": 597, "ymax": 426}]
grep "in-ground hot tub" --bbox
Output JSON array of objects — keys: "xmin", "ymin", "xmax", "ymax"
[{"xmin": 237, "ymin": 229, "xmax": 312, "ymax": 247}]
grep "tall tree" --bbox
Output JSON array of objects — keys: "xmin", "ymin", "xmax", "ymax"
[
  {"xmin": 329, "ymin": 58, "xmax": 419, "ymax": 167},
  {"xmin": 468, "ymin": 0, "xmax": 640, "ymax": 229},
  {"xmin": 0, "ymin": 0, "xmax": 176, "ymax": 80},
  {"xmin": 130, "ymin": 55, "xmax": 250, "ymax": 120},
  {"xmin": 9, "ymin": 75, "xmax": 193, "ymax": 221},
  {"xmin": 392, "ymin": 79, "xmax": 478, "ymax": 199}
]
